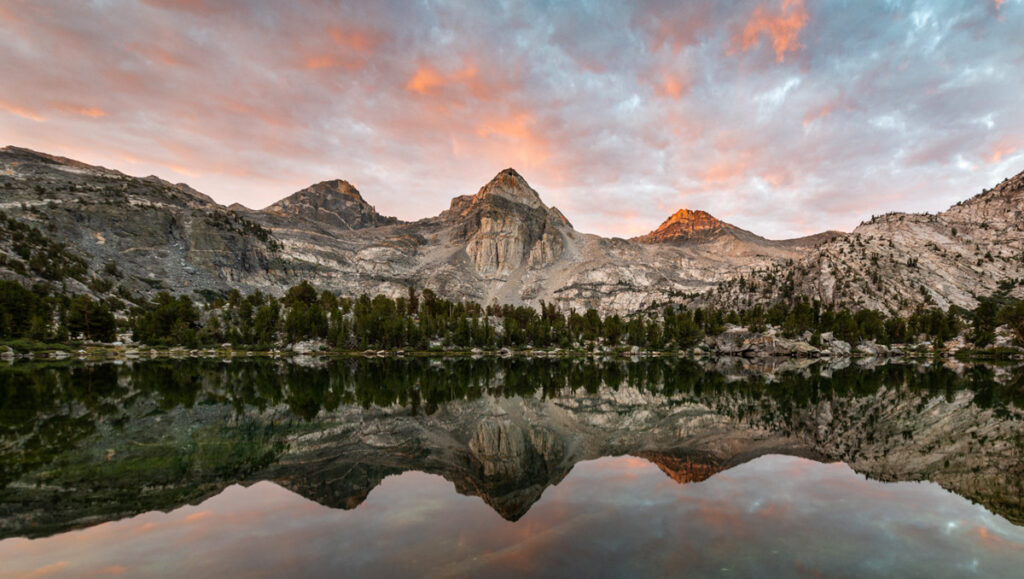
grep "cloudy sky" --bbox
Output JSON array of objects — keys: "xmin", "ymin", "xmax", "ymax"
[{"xmin": 1, "ymin": 0, "xmax": 1022, "ymax": 238}]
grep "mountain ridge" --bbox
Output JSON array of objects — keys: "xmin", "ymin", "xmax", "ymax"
[
  {"xmin": 2, "ymin": 144, "xmax": 1021, "ymax": 315},
  {"xmin": 706, "ymin": 167, "xmax": 1024, "ymax": 314}
]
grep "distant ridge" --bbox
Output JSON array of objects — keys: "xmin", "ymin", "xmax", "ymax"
[{"xmin": 633, "ymin": 208, "xmax": 841, "ymax": 249}]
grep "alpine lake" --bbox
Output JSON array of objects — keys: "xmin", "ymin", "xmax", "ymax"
[{"xmin": 1, "ymin": 357, "xmax": 1023, "ymax": 577}]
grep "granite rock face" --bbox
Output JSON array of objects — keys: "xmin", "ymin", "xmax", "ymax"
[
  {"xmin": 456, "ymin": 169, "xmax": 569, "ymax": 278},
  {"xmin": 708, "ymin": 168, "xmax": 1024, "ymax": 314},
  {"xmin": 0, "ymin": 147, "xmax": 827, "ymax": 314},
  {"xmin": 3, "ymin": 145, "xmax": 1023, "ymax": 316}
]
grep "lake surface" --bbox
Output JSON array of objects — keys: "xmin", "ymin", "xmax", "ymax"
[{"xmin": 1, "ymin": 358, "xmax": 1023, "ymax": 577}]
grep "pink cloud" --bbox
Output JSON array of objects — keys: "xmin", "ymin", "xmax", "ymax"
[
  {"xmin": 989, "ymin": 138, "xmax": 1018, "ymax": 164},
  {"xmin": 406, "ymin": 66, "xmax": 446, "ymax": 95},
  {"xmin": 58, "ymin": 105, "xmax": 108, "ymax": 118},
  {"xmin": 0, "ymin": 98, "xmax": 45, "ymax": 122},
  {"xmin": 731, "ymin": 0, "xmax": 809, "ymax": 62}
]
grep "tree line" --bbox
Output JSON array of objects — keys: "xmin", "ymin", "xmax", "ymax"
[{"xmin": 4, "ymin": 279, "xmax": 1024, "ymax": 352}]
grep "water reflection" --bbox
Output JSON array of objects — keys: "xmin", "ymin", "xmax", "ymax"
[
  {"xmin": 0, "ymin": 358, "xmax": 1022, "ymax": 567},
  {"xmin": 2, "ymin": 456, "xmax": 1022, "ymax": 578}
]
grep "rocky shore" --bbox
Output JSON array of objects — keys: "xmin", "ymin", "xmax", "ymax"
[{"xmin": 3, "ymin": 322, "xmax": 1021, "ymax": 363}]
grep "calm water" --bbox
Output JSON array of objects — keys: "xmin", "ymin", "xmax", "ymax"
[{"xmin": 1, "ymin": 358, "xmax": 1023, "ymax": 577}]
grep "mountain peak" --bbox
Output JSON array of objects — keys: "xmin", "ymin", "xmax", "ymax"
[
  {"xmin": 634, "ymin": 208, "xmax": 732, "ymax": 244},
  {"xmin": 302, "ymin": 179, "xmax": 365, "ymax": 201},
  {"xmin": 472, "ymin": 168, "xmax": 546, "ymax": 210},
  {"xmin": 264, "ymin": 179, "xmax": 399, "ymax": 230}
]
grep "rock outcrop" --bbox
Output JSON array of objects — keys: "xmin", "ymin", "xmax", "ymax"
[{"xmin": 703, "ymin": 326, "xmax": 821, "ymax": 358}]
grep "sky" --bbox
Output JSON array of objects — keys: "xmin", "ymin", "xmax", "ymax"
[{"xmin": 0, "ymin": 0, "xmax": 1022, "ymax": 239}]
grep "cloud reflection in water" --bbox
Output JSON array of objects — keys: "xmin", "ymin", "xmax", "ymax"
[{"xmin": 1, "ymin": 455, "xmax": 1022, "ymax": 578}]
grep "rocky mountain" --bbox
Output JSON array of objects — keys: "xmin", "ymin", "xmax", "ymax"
[
  {"xmin": 262, "ymin": 179, "xmax": 400, "ymax": 231},
  {"xmin": 0, "ymin": 146, "xmax": 286, "ymax": 300},
  {"xmin": 635, "ymin": 209, "xmax": 731, "ymax": 244},
  {"xmin": 707, "ymin": 168, "xmax": 1024, "ymax": 314},
  {"xmin": 0, "ymin": 147, "xmax": 832, "ymax": 314},
  {"xmin": 3, "ymin": 144, "xmax": 1022, "ymax": 315},
  {"xmin": 633, "ymin": 207, "xmax": 841, "ymax": 258}
]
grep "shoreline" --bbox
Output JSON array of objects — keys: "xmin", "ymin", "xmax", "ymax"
[{"xmin": 2, "ymin": 342, "xmax": 1021, "ymax": 363}]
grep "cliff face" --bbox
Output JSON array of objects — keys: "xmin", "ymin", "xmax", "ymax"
[
  {"xmin": 455, "ymin": 169, "xmax": 569, "ymax": 278},
  {"xmin": 0, "ymin": 147, "xmax": 287, "ymax": 299}
]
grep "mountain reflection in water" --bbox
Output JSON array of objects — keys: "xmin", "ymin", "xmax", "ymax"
[
  {"xmin": 0, "ymin": 358, "xmax": 1023, "ymax": 576},
  {"xmin": 3, "ymin": 456, "xmax": 1023, "ymax": 577}
]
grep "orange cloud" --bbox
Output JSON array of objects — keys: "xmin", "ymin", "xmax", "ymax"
[
  {"xmin": 184, "ymin": 510, "xmax": 211, "ymax": 522},
  {"xmin": 994, "ymin": 0, "xmax": 1004, "ymax": 10},
  {"xmin": 732, "ymin": 0, "xmax": 809, "ymax": 62},
  {"xmin": 760, "ymin": 169, "xmax": 792, "ymax": 187},
  {"xmin": 474, "ymin": 112, "xmax": 550, "ymax": 169},
  {"xmin": 657, "ymin": 72, "xmax": 688, "ymax": 99},
  {"xmin": 328, "ymin": 27, "xmax": 373, "ymax": 53},
  {"xmin": 141, "ymin": 0, "xmax": 224, "ymax": 15},
  {"xmin": 0, "ymin": 98, "xmax": 45, "ymax": 121},
  {"xmin": 404, "ymin": 61, "xmax": 492, "ymax": 99},
  {"xmin": 406, "ymin": 67, "xmax": 446, "ymax": 95},
  {"xmin": 59, "ymin": 105, "xmax": 108, "ymax": 118},
  {"xmin": 303, "ymin": 26, "xmax": 375, "ymax": 70},
  {"xmin": 126, "ymin": 40, "xmax": 189, "ymax": 67},
  {"xmin": 476, "ymin": 113, "xmax": 535, "ymax": 142},
  {"xmin": 167, "ymin": 164, "xmax": 201, "ymax": 177},
  {"xmin": 988, "ymin": 138, "xmax": 1018, "ymax": 163}
]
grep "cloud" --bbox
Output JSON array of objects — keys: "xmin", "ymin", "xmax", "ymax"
[
  {"xmin": 731, "ymin": 0, "xmax": 809, "ymax": 62},
  {"xmin": 58, "ymin": 105, "xmax": 107, "ymax": 118},
  {"xmin": 0, "ymin": 98, "xmax": 45, "ymax": 121},
  {"xmin": 989, "ymin": 138, "xmax": 1019, "ymax": 164},
  {"xmin": 19, "ymin": 561, "xmax": 69, "ymax": 579},
  {"xmin": 0, "ymin": 0, "xmax": 1021, "ymax": 239},
  {"xmin": 406, "ymin": 67, "xmax": 446, "ymax": 95}
]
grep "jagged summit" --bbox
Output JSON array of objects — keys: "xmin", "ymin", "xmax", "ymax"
[
  {"xmin": 471, "ymin": 168, "xmax": 547, "ymax": 210},
  {"xmin": 263, "ymin": 179, "xmax": 400, "ymax": 231},
  {"xmin": 280, "ymin": 179, "xmax": 365, "ymax": 202},
  {"xmin": 634, "ymin": 208, "xmax": 735, "ymax": 244}
]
